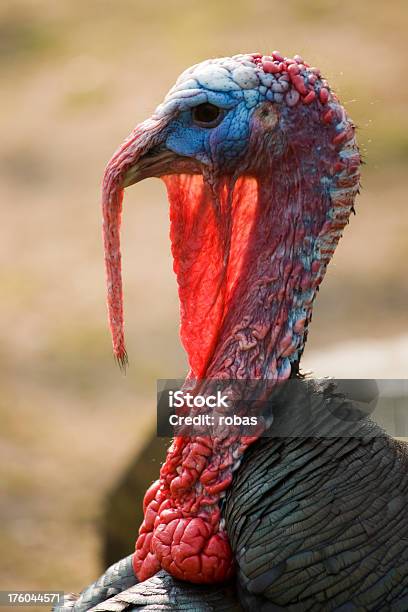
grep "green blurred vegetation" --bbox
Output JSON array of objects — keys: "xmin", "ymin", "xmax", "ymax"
[{"xmin": 0, "ymin": 0, "xmax": 407, "ymax": 595}]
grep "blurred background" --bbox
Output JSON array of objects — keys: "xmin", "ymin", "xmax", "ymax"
[{"xmin": 1, "ymin": 0, "xmax": 407, "ymax": 596}]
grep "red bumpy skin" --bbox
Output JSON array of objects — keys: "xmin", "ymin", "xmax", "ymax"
[
  {"xmin": 102, "ymin": 52, "xmax": 361, "ymax": 584},
  {"xmin": 134, "ymin": 437, "xmax": 236, "ymax": 582}
]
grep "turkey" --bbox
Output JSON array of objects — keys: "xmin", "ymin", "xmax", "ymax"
[{"xmin": 56, "ymin": 52, "xmax": 408, "ymax": 611}]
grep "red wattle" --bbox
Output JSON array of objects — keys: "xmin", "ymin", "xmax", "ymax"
[
  {"xmin": 132, "ymin": 435, "xmax": 240, "ymax": 584},
  {"xmin": 164, "ymin": 174, "xmax": 258, "ymax": 379}
]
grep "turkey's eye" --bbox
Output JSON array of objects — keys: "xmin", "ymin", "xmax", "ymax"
[{"xmin": 192, "ymin": 103, "xmax": 223, "ymax": 128}]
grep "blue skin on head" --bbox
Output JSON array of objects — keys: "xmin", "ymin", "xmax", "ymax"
[{"xmin": 163, "ymin": 89, "xmax": 264, "ymax": 171}]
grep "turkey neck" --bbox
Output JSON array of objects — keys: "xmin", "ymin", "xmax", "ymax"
[
  {"xmin": 153, "ymin": 157, "xmax": 333, "ymax": 535},
  {"xmin": 133, "ymin": 97, "xmax": 361, "ymax": 584}
]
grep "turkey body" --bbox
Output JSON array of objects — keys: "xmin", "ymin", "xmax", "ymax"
[
  {"xmin": 225, "ymin": 382, "xmax": 408, "ymax": 611},
  {"xmin": 57, "ymin": 380, "xmax": 408, "ymax": 611},
  {"xmin": 57, "ymin": 49, "xmax": 403, "ymax": 611}
]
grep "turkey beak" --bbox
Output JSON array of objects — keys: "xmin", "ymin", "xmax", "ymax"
[
  {"xmin": 122, "ymin": 140, "xmax": 202, "ymax": 187},
  {"xmin": 122, "ymin": 146, "xmax": 188, "ymax": 187}
]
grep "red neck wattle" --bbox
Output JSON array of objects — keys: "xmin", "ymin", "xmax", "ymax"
[{"xmin": 164, "ymin": 173, "xmax": 259, "ymax": 380}]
